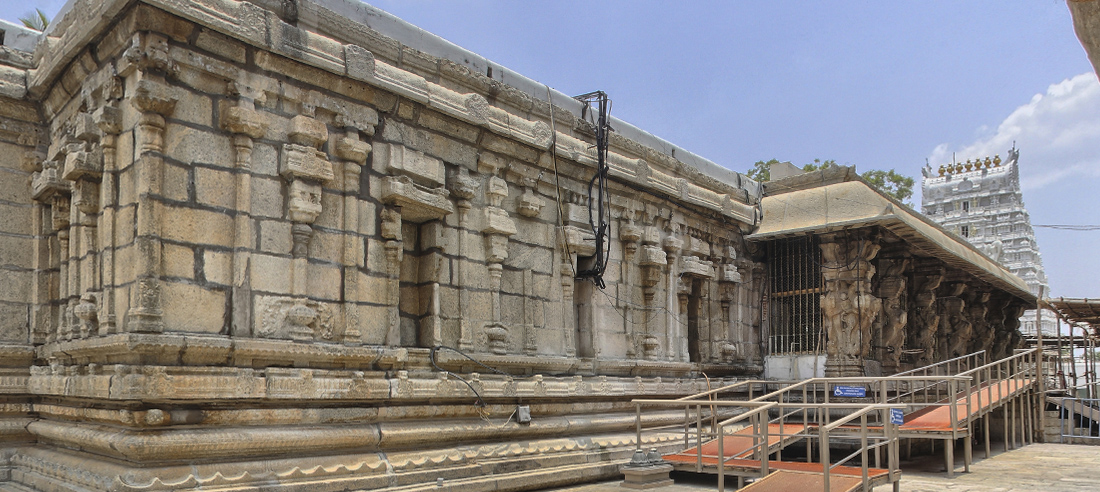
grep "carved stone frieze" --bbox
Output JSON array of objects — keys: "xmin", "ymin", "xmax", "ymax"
[{"xmin": 256, "ymin": 296, "xmax": 335, "ymax": 341}]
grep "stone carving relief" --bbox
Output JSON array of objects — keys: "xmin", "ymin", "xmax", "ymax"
[
  {"xmin": 908, "ymin": 266, "xmax": 945, "ymax": 366},
  {"xmin": 257, "ymin": 296, "xmax": 335, "ymax": 341},
  {"xmin": 873, "ymin": 256, "xmax": 910, "ymax": 371},
  {"xmin": 819, "ymin": 233, "xmax": 882, "ymax": 376}
]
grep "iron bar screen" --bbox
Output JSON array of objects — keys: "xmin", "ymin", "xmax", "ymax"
[{"xmin": 766, "ymin": 236, "xmax": 823, "ymax": 355}]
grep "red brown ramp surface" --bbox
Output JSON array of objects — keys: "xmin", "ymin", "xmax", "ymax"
[
  {"xmin": 902, "ymin": 378, "xmax": 1032, "ymax": 432},
  {"xmin": 739, "ymin": 469, "xmax": 864, "ymax": 492},
  {"xmin": 663, "ymin": 423, "xmax": 807, "ymax": 465}
]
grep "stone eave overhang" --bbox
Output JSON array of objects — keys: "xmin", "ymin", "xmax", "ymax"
[
  {"xmin": 747, "ymin": 167, "xmax": 1036, "ymax": 305},
  {"xmin": 14, "ymin": 0, "xmax": 761, "ymax": 226},
  {"xmin": 1069, "ymin": 0, "xmax": 1100, "ymax": 80}
]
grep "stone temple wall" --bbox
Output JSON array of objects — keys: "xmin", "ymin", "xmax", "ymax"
[{"xmin": 0, "ymin": 1, "xmax": 765, "ymax": 490}]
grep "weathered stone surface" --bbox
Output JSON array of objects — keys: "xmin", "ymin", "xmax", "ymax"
[{"xmin": 0, "ymin": 2, "xmax": 1033, "ymax": 492}]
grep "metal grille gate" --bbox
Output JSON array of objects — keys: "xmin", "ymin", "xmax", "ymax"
[{"xmin": 767, "ymin": 236, "xmax": 823, "ymax": 354}]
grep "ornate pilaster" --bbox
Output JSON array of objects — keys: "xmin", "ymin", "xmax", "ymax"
[
  {"xmin": 222, "ymin": 80, "xmax": 268, "ymax": 338},
  {"xmin": 120, "ymin": 32, "xmax": 178, "ymax": 334},
  {"xmin": 482, "ymin": 174, "xmax": 516, "ymax": 354},
  {"xmin": 717, "ymin": 245, "xmax": 743, "ymax": 363},
  {"xmin": 333, "ymin": 123, "xmax": 372, "ymax": 345},
  {"xmin": 449, "ymin": 168, "xmax": 478, "ymax": 351},
  {"xmin": 93, "ymin": 83, "xmax": 122, "ymax": 336},
  {"xmin": 65, "ymin": 112, "xmax": 104, "ymax": 339},
  {"xmin": 662, "ymin": 226, "xmax": 682, "ymax": 361},
  {"xmin": 381, "ymin": 207, "xmax": 403, "ymax": 346},
  {"xmin": 819, "ymin": 233, "xmax": 882, "ymax": 377},
  {"xmin": 618, "ymin": 210, "xmax": 642, "ymax": 357},
  {"xmin": 32, "ymin": 152, "xmax": 71, "ymax": 342},
  {"xmin": 279, "ymin": 114, "xmax": 333, "ymax": 341}
]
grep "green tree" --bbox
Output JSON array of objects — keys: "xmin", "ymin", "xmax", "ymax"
[
  {"xmin": 20, "ymin": 9, "xmax": 50, "ymax": 31},
  {"xmin": 747, "ymin": 159, "xmax": 914, "ymax": 205},
  {"xmin": 860, "ymin": 169, "xmax": 915, "ymax": 204},
  {"xmin": 746, "ymin": 159, "xmax": 782, "ymax": 182}
]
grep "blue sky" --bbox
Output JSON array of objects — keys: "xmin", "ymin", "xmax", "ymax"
[{"xmin": 3, "ymin": 1, "xmax": 1098, "ymax": 298}]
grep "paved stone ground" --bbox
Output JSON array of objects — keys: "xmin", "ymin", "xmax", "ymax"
[{"xmin": 542, "ymin": 443, "xmax": 1100, "ymax": 492}]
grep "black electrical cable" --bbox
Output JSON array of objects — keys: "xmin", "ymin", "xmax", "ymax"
[
  {"xmin": 429, "ymin": 345, "xmax": 510, "ymax": 407},
  {"xmin": 573, "ymin": 91, "xmax": 612, "ymax": 288}
]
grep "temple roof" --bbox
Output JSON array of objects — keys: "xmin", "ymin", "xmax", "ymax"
[{"xmin": 747, "ymin": 165, "xmax": 1036, "ymax": 304}]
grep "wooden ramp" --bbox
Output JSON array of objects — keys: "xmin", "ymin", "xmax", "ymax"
[
  {"xmin": 663, "ymin": 423, "xmax": 807, "ymax": 467},
  {"xmin": 901, "ymin": 378, "xmax": 1032, "ymax": 433},
  {"xmin": 740, "ymin": 470, "xmax": 865, "ymax": 492}
]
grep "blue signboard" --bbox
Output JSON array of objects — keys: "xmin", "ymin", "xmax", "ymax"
[
  {"xmin": 890, "ymin": 408, "xmax": 905, "ymax": 425},
  {"xmin": 832, "ymin": 385, "xmax": 867, "ymax": 398}
]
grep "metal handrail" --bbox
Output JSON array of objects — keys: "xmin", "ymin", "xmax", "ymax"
[{"xmin": 894, "ymin": 350, "xmax": 986, "ymax": 377}]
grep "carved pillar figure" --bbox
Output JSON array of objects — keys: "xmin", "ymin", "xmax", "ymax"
[
  {"xmin": 966, "ymin": 291, "xmax": 992, "ymax": 356},
  {"xmin": 908, "ymin": 266, "xmax": 944, "ymax": 367},
  {"xmin": 936, "ymin": 282, "xmax": 968, "ymax": 360},
  {"xmin": 983, "ymin": 295, "xmax": 1009, "ymax": 357},
  {"xmin": 874, "ymin": 255, "xmax": 910, "ymax": 372},
  {"xmin": 819, "ymin": 233, "xmax": 881, "ymax": 377}
]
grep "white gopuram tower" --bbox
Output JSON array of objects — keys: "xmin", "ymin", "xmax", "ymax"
[{"xmin": 921, "ymin": 147, "xmax": 1055, "ymax": 336}]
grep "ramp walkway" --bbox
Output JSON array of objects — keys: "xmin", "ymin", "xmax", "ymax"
[{"xmin": 628, "ymin": 349, "xmax": 1041, "ymax": 491}]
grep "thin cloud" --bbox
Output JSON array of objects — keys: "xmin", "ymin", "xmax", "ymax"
[{"xmin": 929, "ymin": 73, "xmax": 1100, "ymax": 191}]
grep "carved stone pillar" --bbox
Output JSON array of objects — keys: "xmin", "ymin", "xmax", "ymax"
[
  {"xmin": 333, "ymin": 125, "xmax": 371, "ymax": 345},
  {"xmin": 221, "ymin": 83, "xmax": 268, "ymax": 338},
  {"xmin": 936, "ymin": 282, "xmax": 967, "ymax": 360},
  {"xmin": 966, "ymin": 291, "xmax": 992, "ymax": 356},
  {"xmin": 32, "ymin": 156, "xmax": 71, "ymax": 342},
  {"xmin": 908, "ymin": 265, "xmax": 944, "ymax": 366},
  {"xmin": 820, "ymin": 233, "xmax": 882, "ymax": 377},
  {"xmin": 984, "ymin": 295, "xmax": 1009, "ymax": 358},
  {"xmin": 873, "ymin": 255, "xmax": 910, "ymax": 373}
]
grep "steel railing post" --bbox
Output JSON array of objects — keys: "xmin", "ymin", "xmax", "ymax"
[{"xmin": 861, "ymin": 413, "xmax": 869, "ymax": 491}]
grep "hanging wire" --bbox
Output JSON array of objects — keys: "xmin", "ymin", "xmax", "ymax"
[
  {"xmin": 545, "ymin": 86, "xmax": 577, "ymax": 279},
  {"xmin": 573, "ymin": 90, "xmax": 613, "ymax": 289},
  {"xmin": 429, "ymin": 345, "xmax": 510, "ymax": 407}
]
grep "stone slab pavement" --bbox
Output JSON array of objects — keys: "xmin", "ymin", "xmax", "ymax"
[{"xmin": 540, "ymin": 443, "xmax": 1100, "ymax": 492}]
